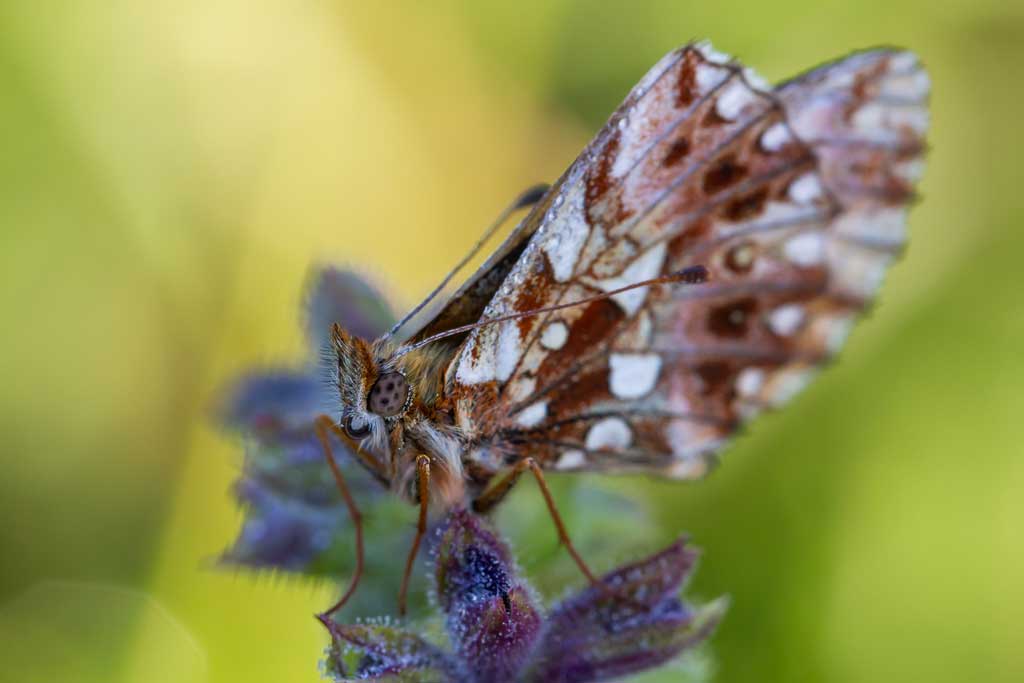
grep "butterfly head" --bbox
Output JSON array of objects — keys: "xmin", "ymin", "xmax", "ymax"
[{"xmin": 330, "ymin": 323, "xmax": 413, "ymax": 453}]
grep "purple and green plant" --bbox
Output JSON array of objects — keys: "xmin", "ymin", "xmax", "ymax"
[
  {"xmin": 322, "ymin": 508, "xmax": 725, "ymax": 683},
  {"xmin": 215, "ymin": 266, "xmax": 726, "ymax": 679}
]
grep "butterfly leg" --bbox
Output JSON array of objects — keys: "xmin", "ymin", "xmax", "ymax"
[
  {"xmin": 397, "ymin": 453, "xmax": 431, "ymax": 617},
  {"xmin": 473, "ymin": 457, "xmax": 603, "ymax": 590},
  {"xmin": 313, "ymin": 415, "xmax": 365, "ymax": 619}
]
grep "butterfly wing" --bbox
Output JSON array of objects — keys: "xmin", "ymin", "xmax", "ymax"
[
  {"xmin": 445, "ymin": 43, "xmax": 929, "ymax": 479},
  {"xmin": 405, "ymin": 215, "xmax": 544, "ymax": 346}
]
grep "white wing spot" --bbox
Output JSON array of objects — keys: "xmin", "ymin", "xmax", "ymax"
[
  {"xmin": 556, "ymin": 450, "xmax": 586, "ymax": 470},
  {"xmin": 455, "ymin": 356, "xmax": 489, "ymax": 384},
  {"xmin": 789, "ymin": 174, "xmax": 824, "ymax": 204},
  {"xmin": 880, "ymin": 69, "xmax": 930, "ymax": 100},
  {"xmin": 716, "ymin": 80, "xmax": 758, "ymax": 121},
  {"xmin": 694, "ymin": 40, "xmax": 732, "ymax": 65},
  {"xmin": 695, "ymin": 62, "xmax": 728, "ymax": 91},
  {"xmin": 851, "ymin": 102, "xmax": 885, "ymax": 130},
  {"xmin": 594, "ymin": 242, "xmax": 667, "ymax": 315},
  {"xmin": 784, "ymin": 232, "xmax": 825, "ymax": 266},
  {"xmin": 516, "ymin": 401, "xmax": 548, "ymax": 428},
  {"xmin": 496, "ymin": 322, "xmax": 522, "ymax": 381},
  {"xmin": 768, "ymin": 367, "xmax": 815, "ymax": 406},
  {"xmin": 506, "ymin": 375, "xmax": 537, "ymax": 404},
  {"xmin": 636, "ymin": 310, "xmax": 654, "ymax": 346},
  {"xmin": 896, "ymin": 159, "xmax": 927, "ymax": 184},
  {"xmin": 825, "ymin": 316, "xmax": 856, "ymax": 353},
  {"xmin": 835, "ymin": 207, "xmax": 908, "ymax": 245},
  {"xmin": 539, "ymin": 321, "xmax": 569, "ymax": 350},
  {"xmin": 853, "ymin": 102, "xmax": 929, "ymax": 136},
  {"xmin": 829, "ymin": 243, "xmax": 891, "ymax": 298},
  {"xmin": 742, "ymin": 66, "xmax": 771, "ymax": 91},
  {"xmin": 609, "ymin": 353, "xmax": 662, "ymax": 399},
  {"xmin": 541, "ymin": 187, "xmax": 588, "ymax": 282},
  {"xmin": 760, "ymin": 122, "xmax": 792, "ymax": 152},
  {"xmin": 736, "ymin": 367, "xmax": 765, "ymax": 397},
  {"xmin": 768, "ymin": 304, "xmax": 806, "ymax": 336},
  {"xmin": 888, "ymin": 51, "xmax": 919, "ymax": 72},
  {"xmin": 585, "ymin": 417, "xmax": 632, "ymax": 450},
  {"xmin": 455, "ymin": 335, "xmax": 496, "ymax": 385},
  {"xmin": 664, "ymin": 457, "xmax": 712, "ymax": 479}
]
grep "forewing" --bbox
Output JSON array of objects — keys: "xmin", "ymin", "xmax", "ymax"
[
  {"xmin": 403, "ymin": 210, "xmax": 543, "ymax": 346},
  {"xmin": 448, "ymin": 44, "xmax": 929, "ymax": 478}
]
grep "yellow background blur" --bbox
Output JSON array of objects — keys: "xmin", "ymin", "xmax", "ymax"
[{"xmin": 2, "ymin": 2, "xmax": 1022, "ymax": 682}]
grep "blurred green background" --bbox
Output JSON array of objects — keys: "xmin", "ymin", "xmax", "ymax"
[{"xmin": 2, "ymin": 1, "xmax": 1023, "ymax": 681}]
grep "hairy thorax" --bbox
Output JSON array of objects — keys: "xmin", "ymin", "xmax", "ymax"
[{"xmin": 332, "ymin": 325, "xmax": 474, "ymax": 509}]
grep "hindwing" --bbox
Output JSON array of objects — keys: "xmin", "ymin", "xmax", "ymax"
[{"xmin": 442, "ymin": 43, "xmax": 929, "ymax": 478}]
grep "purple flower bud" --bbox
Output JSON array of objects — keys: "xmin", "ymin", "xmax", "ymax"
[
  {"xmin": 218, "ymin": 370, "xmax": 328, "ymax": 437},
  {"xmin": 320, "ymin": 617, "xmax": 459, "ymax": 682},
  {"xmin": 547, "ymin": 539, "xmax": 699, "ymax": 627},
  {"xmin": 319, "ymin": 512, "xmax": 723, "ymax": 682},
  {"xmin": 433, "ymin": 508, "xmax": 542, "ymax": 683},
  {"xmin": 528, "ymin": 539, "xmax": 727, "ymax": 683},
  {"xmin": 221, "ymin": 476, "xmax": 342, "ymax": 572},
  {"xmin": 304, "ymin": 267, "xmax": 394, "ymax": 349},
  {"xmin": 453, "ymin": 585, "xmax": 544, "ymax": 683}
]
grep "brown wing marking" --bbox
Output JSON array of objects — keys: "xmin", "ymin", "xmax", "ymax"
[
  {"xmin": 449, "ymin": 45, "xmax": 928, "ymax": 480},
  {"xmin": 498, "ymin": 55, "xmax": 817, "ymax": 416}
]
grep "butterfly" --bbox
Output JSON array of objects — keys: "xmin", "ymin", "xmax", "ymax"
[{"xmin": 312, "ymin": 41, "xmax": 930, "ymax": 617}]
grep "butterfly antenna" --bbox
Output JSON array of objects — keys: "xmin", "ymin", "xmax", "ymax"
[
  {"xmin": 384, "ymin": 183, "xmax": 551, "ymax": 340},
  {"xmin": 394, "ymin": 265, "xmax": 709, "ymax": 358}
]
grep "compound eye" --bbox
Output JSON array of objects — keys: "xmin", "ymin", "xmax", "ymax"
[
  {"xmin": 367, "ymin": 372, "xmax": 409, "ymax": 417},
  {"xmin": 343, "ymin": 414, "xmax": 371, "ymax": 440}
]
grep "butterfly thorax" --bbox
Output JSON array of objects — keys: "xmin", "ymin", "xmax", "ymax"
[{"xmin": 330, "ymin": 324, "xmax": 468, "ymax": 507}]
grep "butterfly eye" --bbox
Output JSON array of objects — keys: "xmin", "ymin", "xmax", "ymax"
[
  {"xmin": 367, "ymin": 372, "xmax": 409, "ymax": 418},
  {"xmin": 343, "ymin": 414, "xmax": 371, "ymax": 439}
]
